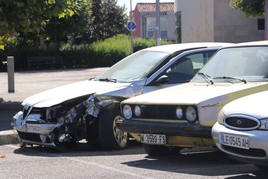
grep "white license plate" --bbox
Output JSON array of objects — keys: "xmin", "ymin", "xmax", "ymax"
[
  {"xmin": 140, "ymin": 134, "xmax": 167, "ymax": 145},
  {"xmin": 221, "ymin": 133, "xmax": 249, "ymax": 149}
]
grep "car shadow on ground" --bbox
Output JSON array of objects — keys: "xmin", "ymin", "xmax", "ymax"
[
  {"xmin": 121, "ymin": 151, "xmax": 266, "ymax": 178},
  {"xmin": 13, "ymin": 140, "xmax": 145, "ymax": 157}
]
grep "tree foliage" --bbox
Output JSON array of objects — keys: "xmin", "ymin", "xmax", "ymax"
[
  {"xmin": 44, "ymin": 0, "xmax": 92, "ymax": 45},
  {"xmin": 0, "ymin": 0, "xmax": 78, "ymax": 37},
  {"xmin": 231, "ymin": 0, "xmax": 264, "ymax": 17},
  {"xmin": 0, "ymin": 0, "xmax": 127, "ymax": 47},
  {"xmin": 90, "ymin": 0, "xmax": 128, "ymax": 41},
  {"xmin": 42, "ymin": 0, "xmax": 127, "ymax": 45}
]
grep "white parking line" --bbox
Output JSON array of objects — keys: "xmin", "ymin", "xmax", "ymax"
[
  {"xmin": 64, "ymin": 157, "xmax": 153, "ymax": 179},
  {"xmin": 5, "ymin": 145, "xmax": 152, "ymax": 179}
]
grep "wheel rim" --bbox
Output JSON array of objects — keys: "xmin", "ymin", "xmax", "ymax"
[{"xmin": 113, "ymin": 116, "xmax": 128, "ymax": 148}]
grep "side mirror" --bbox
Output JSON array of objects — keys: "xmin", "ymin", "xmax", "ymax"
[{"xmin": 154, "ymin": 75, "xmax": 169, "ymax": 85}]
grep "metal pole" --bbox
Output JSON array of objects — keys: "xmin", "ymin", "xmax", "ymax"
[
  {"xmin": 7, "ymin": 56, "xmax": 15, "ymax": 93},
  {"xmin": 265, "ymin": 0, "xmax": 268, "ymax": 40},
  {"xmin": 155, "ymin": 0, "xmax": 161, "ymax": 46},
  {"xmin": 130, "ymin": 0, "xmax": 134, "ymax": 53}
]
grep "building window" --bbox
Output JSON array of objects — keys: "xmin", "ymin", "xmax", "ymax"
[
  {"xmin": 258, "ymin": 18, "xmax": 265, "ymax": 30},
  {"xmin": 148, "ymin": 31, "xmax": 154, "ymax": 38},
  {"xmin": 161, "ymin": 31, "xmax": 168, "ymax": 39},
  {"xmin": 146, "ymin": 17, "xmax": 156, "ymax": 38}
]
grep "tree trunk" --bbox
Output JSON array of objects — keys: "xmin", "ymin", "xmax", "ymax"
[{"xmin": 265, "ymin": 0, "xmax": 268, "ymax": 39}]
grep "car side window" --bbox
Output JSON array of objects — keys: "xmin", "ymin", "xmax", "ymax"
[{"xmin": 164, "ymin": 51, "xmax": 213, "ymax": 84}]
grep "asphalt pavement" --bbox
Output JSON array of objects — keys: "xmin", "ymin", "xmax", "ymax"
[{"xmin": 0, "ymin": 144, "xmax": 265, "ymax": 179}]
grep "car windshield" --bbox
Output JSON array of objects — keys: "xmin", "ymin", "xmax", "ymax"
[
  {"xmin": 96, "ymin": 50, "xmax": 169, "ymax": 83},
  {"xmin": 192, "ymin": 46, "xmax": 268, "ymax": 83}
]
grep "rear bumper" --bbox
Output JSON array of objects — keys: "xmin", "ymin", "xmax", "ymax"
[{"xmin": 116, "ymin": 119, "xmax": 212, "ymax": 138}]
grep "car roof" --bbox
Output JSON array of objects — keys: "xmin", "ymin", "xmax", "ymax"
[
  {"xmin": 223, "ymin": 40, "xmax": 268, "ymax": 48},
  {"xmin": 144, "ymin": 42, "xmax": 232, "ymax": 54}
]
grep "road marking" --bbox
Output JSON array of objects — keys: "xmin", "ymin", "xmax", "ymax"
[
  {"xmin": 63, "ymin": 157, "xmax": 153, "ymax": 179},
  {"xmin": 5, "ymin": 145, "xmax": 152, "ymax": 179}
]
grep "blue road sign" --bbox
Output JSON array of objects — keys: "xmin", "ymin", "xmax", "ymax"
[{"xmin": 127, "ymin": 21, "xmax": 137, "ymax": 32}]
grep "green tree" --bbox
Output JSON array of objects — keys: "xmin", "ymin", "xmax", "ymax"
[
  {"xmin": 44, "ymin": 0, "xmax": 92, "ymax": 45},
  {"xmin": 231, "ymin": 0, "xmax": 264, "ymax": 16},
  {"xmin": 0, "ymin": 0, "xmax": 78, "ymax": 36},
  {"xmin": 90, "ymin": 0, "xmax": 128, "ymax": 42}
]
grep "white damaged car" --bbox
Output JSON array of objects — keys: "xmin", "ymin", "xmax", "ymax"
[
  {"xmin": 212, "ymin": 91, "xmax": 268, "ymax": 169},
  {"xmin": 13, "ymin": 43, "xmax": 228, "ymax": 150}
]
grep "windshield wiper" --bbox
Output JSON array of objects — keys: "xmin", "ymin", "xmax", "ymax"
[
  {"xmin": 197, "ymin": 72, "xmax": 214, "ymax": 84},
  {"xmin": 213, "ymin": 76, "xmax": 247, "ymax": 84},
  {"xmin": 98, "ymin": 78, "xmax": 117, "ymax": 83}
]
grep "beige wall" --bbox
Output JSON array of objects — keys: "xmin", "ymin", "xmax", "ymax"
[
  {"xmin": 175, "ymin": 0, "xmax": 264, "ymax": 43},
  {"xmin": 214, "ymin": 0, "xmax": 264, "ymax": 43},
  {"xmin": 178, "ymin": 0, "xmax": 214, "ymax": 43},
  {"xmin": 166, "ymin": 11, "xmax": 177, "ymax": 41}
]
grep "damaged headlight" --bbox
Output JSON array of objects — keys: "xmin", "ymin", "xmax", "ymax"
[
  {"xmin": 123, "ymin": 105, "xmax": 132, "ymax": 119},
  {"xmin": 46, "ymin": 105, "xmax": 63, "ymax": 121}
]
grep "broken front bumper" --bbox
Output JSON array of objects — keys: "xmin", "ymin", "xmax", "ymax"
[{"xmin": 13, "ymin": 111, "xmax": 61, "ymax": 147}]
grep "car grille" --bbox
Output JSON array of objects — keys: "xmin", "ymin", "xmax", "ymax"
[
  {"xmin": 138, "ymin": 105, "xmax": 177, "ymax": 119},
  {"xmin": 130, "ymin": 105, "xmax": 189, "ymax": 120},
  {"xmin": 17, "ymin": 131, "xmax": 42, "ymax": 142},
  {"xmin": 222, "ymin": 145, "xmax": 266, "ymax": 158},
  {"xmin": 224, "ymin": 117, "xmax": 260, "ymax": 130}
]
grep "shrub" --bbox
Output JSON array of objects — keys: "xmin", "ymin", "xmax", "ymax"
[{"xmin": 0, "ymin": 34, "xmax": 173, "ymax": 71}]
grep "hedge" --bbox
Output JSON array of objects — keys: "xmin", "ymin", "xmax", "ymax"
[{"xmin": 0, "ymin": 34, "xmax": 173, "ymax": 71}]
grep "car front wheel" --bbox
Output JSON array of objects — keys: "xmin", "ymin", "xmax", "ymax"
[{"xmin": 98, "ymin": 103, "xmax": 128, "ymax": 150}]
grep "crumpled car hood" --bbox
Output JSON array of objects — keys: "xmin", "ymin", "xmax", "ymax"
[
  {"xmin": 221, "ymin": 91, "xmax": 268, "ymax": 119},
  {"xmin": 22, "ymin": 80, "xmax": 130, "ymax": 108}
]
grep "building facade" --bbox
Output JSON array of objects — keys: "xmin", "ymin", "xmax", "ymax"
[
  {"xmin": 175, "ymin": 0, "xmax": 264, "ymax": 43},
  {"xmin": 133, "ymin": 3, "xmax": 176, "ymax": 41}
]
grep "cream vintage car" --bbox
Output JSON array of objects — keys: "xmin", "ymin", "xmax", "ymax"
[{"xmin": 117, "ymin": 41, "xmax": 268, "ymax": 156}]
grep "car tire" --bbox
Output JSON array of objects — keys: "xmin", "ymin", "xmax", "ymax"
[
  {"xmin": 143, "ymin": 144, "xmax": 180, "ymax": 157},
  {"xmin": 98, "ymin": 103, "xmax": 128, "ymax": 150}
]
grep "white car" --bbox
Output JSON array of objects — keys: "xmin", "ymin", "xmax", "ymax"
[
  {"xmin": 212, "ymin": 91, "xmax": 268, "ymax": 169},
  {"xmin": 13, "ymin": 43, "xmax": 228, "ymax": 150}
]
